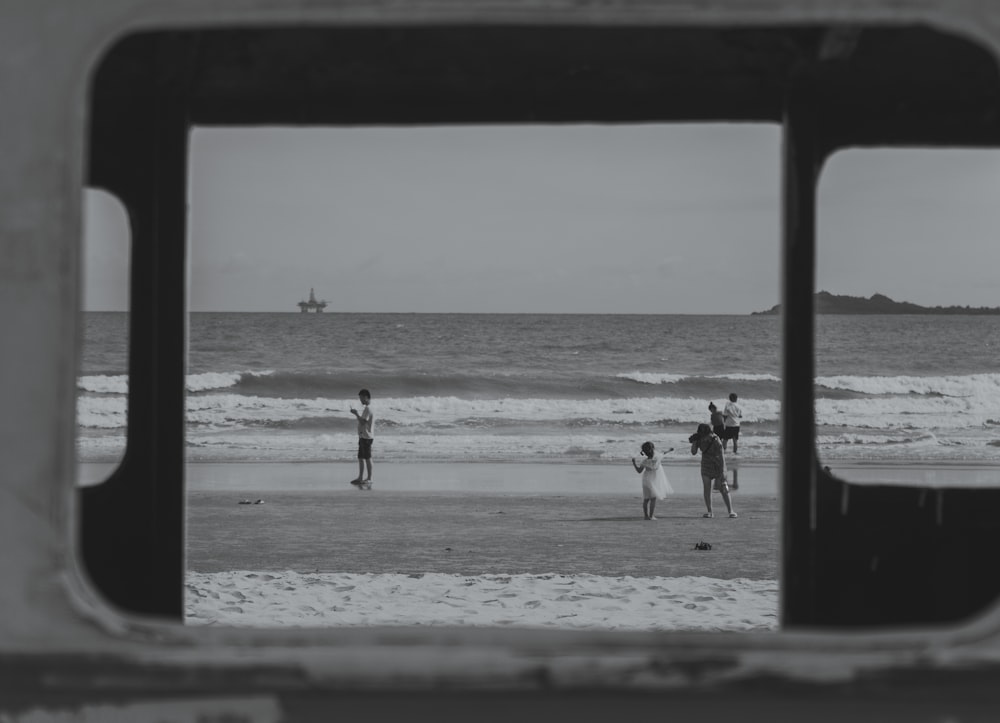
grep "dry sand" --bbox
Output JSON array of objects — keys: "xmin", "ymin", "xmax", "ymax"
[{"xmin": 186, "ymin": 473, "xmax": 780, "ymax": 631}]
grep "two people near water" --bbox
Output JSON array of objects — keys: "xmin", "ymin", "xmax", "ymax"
[
  {"xmin": 709, "ymin": 393, "xmax": 743, "ymax": 453},
  {"xmin": 349, "ymin": 388, "xmax": 374, "ymax": 488},
  {"xmin": 630, "ymin": 420, "xmax": 738, "ymax": 520}
]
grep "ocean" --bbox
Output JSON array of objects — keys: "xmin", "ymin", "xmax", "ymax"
[{"xmin": 77, "ymin": 312, "xmax": 1000, "ymax": 467}]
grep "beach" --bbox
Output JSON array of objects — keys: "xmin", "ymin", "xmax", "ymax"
[
  {"xmin": 181, "ymin": 461, "xmax": 780, "ymax": 631},
  {"xmin": 75, "ymin": 312, "xmax": 1000, "ymax": 632},
  {"xmin": 79, "ymin": 458, "xmax": 999, "ymax": 632}
]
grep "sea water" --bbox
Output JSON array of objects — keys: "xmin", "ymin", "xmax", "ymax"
[{"xmin": 77, "ymin": 312, "xmax": 1000, "ymax": 466}]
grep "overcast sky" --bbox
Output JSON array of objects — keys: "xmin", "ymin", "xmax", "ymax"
[{"xmin": 83, "ymin": 123, "xmax": 1000, "ymax": 313}]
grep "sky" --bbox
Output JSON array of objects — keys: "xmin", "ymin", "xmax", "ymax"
[{"xmin": 83, "ymin": 123, "xmax": 1000, "ymax": 313}]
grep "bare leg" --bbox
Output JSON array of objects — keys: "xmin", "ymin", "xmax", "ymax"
[
  {"xmin": 349, "ymin": 459, "xmax": 363, "ymax": 484},
  {"xmin": 701, "ymin": 474, "xmax": 713, "ymax": 516},
  {"xmin": 649, "ymin": 499, "xmax": 657, "ymax": 520},
  {"xmin": 642, "ymin": 499, "xmax": 650, "ymax": 520},
  {"xmin": 364, "ymin": 458, "xmax": 373, "ymax": 481},
  {"xmin": 721, "ymin": 486, "xmax": 735, "ymax": 516}
]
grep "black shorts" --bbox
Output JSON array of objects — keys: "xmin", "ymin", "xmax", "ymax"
[
  {"xmin": 357, "ymin": 437, "xmax": 373, "ymax": 459},
  {"xmin": 724, "ymin": 426, "xmax": 740, "ymax": 440},
  {"xmin": 712, "ymin": 424, "xmax": 726, "ymax": 438}
]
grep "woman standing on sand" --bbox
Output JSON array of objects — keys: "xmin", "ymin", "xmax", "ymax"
[
  {"xmin": 690, "ymin": 423, "xmax": 737, "ymax": 518},
  {"xmin": 631, "ymin": 441, "xmax": 673, "ymax": 520}
]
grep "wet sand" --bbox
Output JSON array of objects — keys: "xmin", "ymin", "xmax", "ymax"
[
  {"xmin": 185, "ymin": 463, "xmax": 779, "ymax": 630},
  {"xmin": 187, "ymin": 489, "xmax": 779, "ymax": 578}
]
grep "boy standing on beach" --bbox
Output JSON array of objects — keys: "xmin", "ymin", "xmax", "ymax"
[
  {"xmin": 350, "ymin": 389, "xmax": 374, "ymax": 488},
  {"xmin": 723, "ymin": 392, "xmax": 743, "ymax": 453}
]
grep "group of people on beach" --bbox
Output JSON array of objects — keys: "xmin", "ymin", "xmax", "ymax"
[
  {"xmin": 346, "ymin": 386, "xmax": 744, "ymax": 522},
  {"xmin": 629, "ymin": 393, "xmax": 743, "ymax": 520}
]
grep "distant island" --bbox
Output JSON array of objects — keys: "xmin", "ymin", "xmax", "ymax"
[{"xmin": 752, "ymin": 291, "xmax": 1000, "ymax": 315}]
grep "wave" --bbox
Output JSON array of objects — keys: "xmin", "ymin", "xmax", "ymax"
[
  {"xmin": 80, "ymin": 368, "xmax": 779, "ymax": 400},
  {"xmin": 84, "ymin": 368, "xmax": 999, "ymax": 401},
  {"xmin": 79, "ymin": 370, "xmax": 276, "ymax": 395},
  {"xmin": 78, "ymin": 374, "xmax": 129, "ymax": 394},
  {"xmin": 617, "ymin": 371, "xmax": 1000, "ymax": 399},
  {"xmin": 616, "ymin": 372, "xmax": 687, "ymax": 385},
  {"xmin": 77, "ymin": 389, "xmax": 1000, "ymax": 435},
  {"xmin": 226, "ymin": 368, "xmax": 784, "ymax": 401},
  {"xmin": 816, "ymin": 373, "xmax": 1000, "ymax": 397},
  {"xmin": 617, "ymin": 371, "xmax": 781, "ymax": 385}
]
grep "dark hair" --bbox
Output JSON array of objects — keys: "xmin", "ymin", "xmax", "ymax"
[
  {"xmin": 640, "ymin": 441, "xmax": 654, "ymax": 457},
  {"xmin": 729, "ymin": 393, "xmax": 737, "ymax": 402},
  {"xmin": 359, "ymin": 388, "xmax": 371, "ymax": 398},
  {"xmin": 689, "ymin": 423, "xmax": 712, "ymax": 444}
]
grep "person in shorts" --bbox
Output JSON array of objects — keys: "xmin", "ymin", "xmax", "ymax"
[
  {"xmin": 350, "ymin": 388, "xmax": 374, "ymax": 487},
  {"xmin": 723, "ymin": 392, "xmax": 743, "ymax": 453}
]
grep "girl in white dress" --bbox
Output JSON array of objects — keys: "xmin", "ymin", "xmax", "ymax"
[{"xmin": 630, "ymin": 441, "xmax": 674, "ymax": 520}]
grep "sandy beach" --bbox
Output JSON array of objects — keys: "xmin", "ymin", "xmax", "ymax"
[
  {"xmin": 75, "ymin": 459, "xmax": 998, "ymax": 631},
  {"xmin": 183, "ymin": 461, "xmax": 780, "ymax": 631}
]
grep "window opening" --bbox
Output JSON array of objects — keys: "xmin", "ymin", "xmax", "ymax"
[
  {"xmin": 78, "ymin": 188, "xmax": 130, "ymax": 487},
  {"xmin": 183, "ymin": 123, "xmax": 783, "ymax": 631},
  {"xmin": 815, "ymin": 148, "xmax": 1000, "ymax": 487}
]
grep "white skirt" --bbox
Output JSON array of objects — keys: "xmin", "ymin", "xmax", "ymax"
[{"xmin": 641, "ymin": 465, "xmax": 673, "ymax": 500}]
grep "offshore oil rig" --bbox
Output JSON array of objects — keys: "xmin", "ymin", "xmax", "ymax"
[{"xmin": 297, "ymin": 287, "xmax": 327, "ymax": 313}]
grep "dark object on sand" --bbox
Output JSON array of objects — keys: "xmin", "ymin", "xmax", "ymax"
[{"xmin": 694, "ymin": 541, "xmax": 713, "ymax": 551}]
